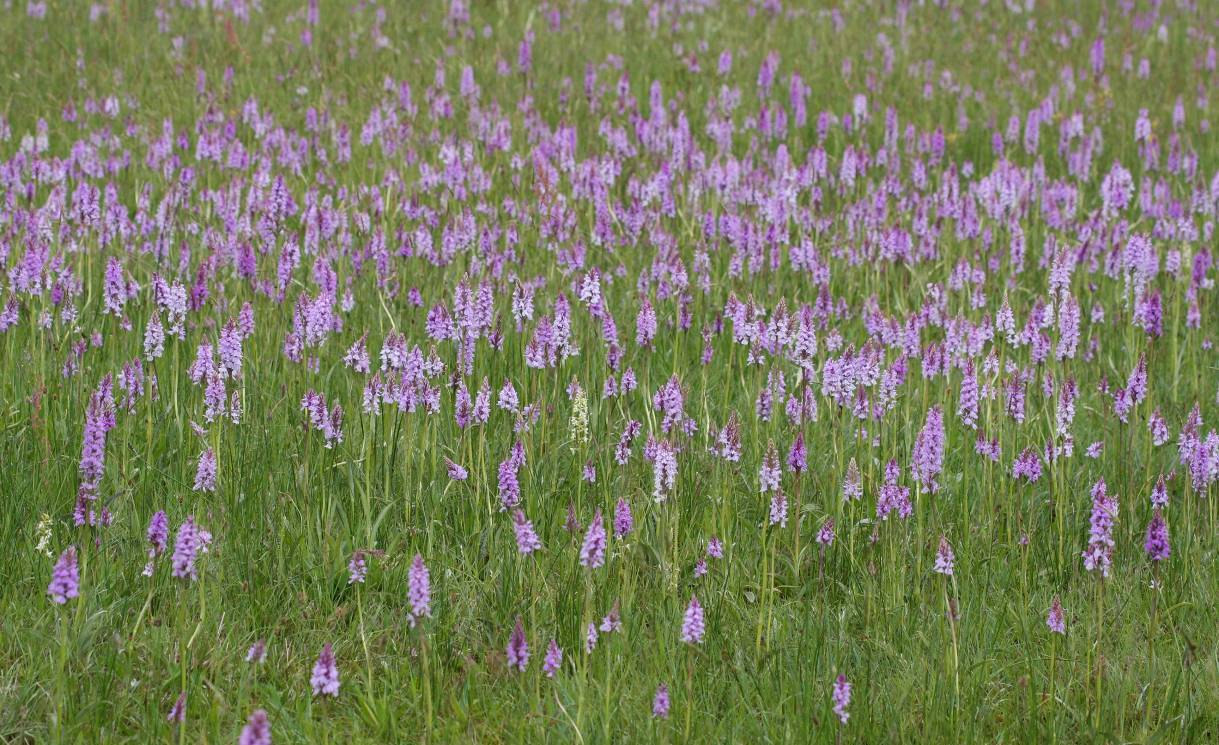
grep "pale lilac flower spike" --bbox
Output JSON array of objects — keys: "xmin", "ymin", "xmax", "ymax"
[
  {"xmin": 144, "ymin": 510, "xmax": 169, "ymax": 576},
  {"xmin": 1046, "ymin": 597, "xmax": 1066, "ymax": 635},
  {"xmin": 652, "ymin": 683, "xmax": 671, "ymax": 719},
  {"xmin": 507, "ymin": 617, "xmax": 530, "ymax": 672},
  {"xmin": 1082, "ymin": 479, "xmax": 1118, "ymax": 578},
  {"xmin": 445, "ymin": 457, "xmax": 469, "ymax": 481},
  {"xmin": 246, "ymin": 639, "xmax": 267, "ymax": 663},
  {"xmin": 147, "ymin": 510, "xmax": 169, "ymax": 554},
  {"xmin": 832, "ymin": 674, "xmax": 852, "ymax": 724},
  {"xmin": 816, "ymin": 518, "xmax": 835, "ymax": 547},
  {"xmin": 841, "ymin": 459, "xmax": 863, "ymax": 502},
  {"xmin": 1144, "ymin": 509, "xmax": 1171, "ymax": 562},
  {"xmin": 166, "ymin": 691, "xmax": 186, "ymax": 724},
  {"xmin": 408, "ymin": 554, "xmax": 432, "ymax": 623},
  {"xmin": 933, "ymin": 535, "xmax": 955, "ymax": 576},
  {"xmin": 311, "ymin": 643, "xmax": 340, "ymax": 697},
  {"xmin": 1150, "ymin": 475, "xmax": 1169, "ymax": 508},
  {"xmin": 171, "ymin": 516, "xmax": 212, "ymax": 581},
  {"xmin": 193, "ymin": 447, "xmax": 217, "ymax": 492},
  {"xmin": 681, "ymin": 594, "xmax": 705, "ymax": 644},
  {"xmin": 613, "ymin": 497, "xmax": 634, "ymax": 539},
  {"xmin": 238, "ymin": 709, "xmax": 272, "ymax": 745},
  {"xmin": 911, "ymin": 405, "xmax": 945, "ymax": 493},
  {"xmin": 348, "ymin": 551, "xmax": 368, "ymax": 584},
  {"xmin": 543, "ymin": 639, "xmax": 562, "ymax": 677},
  {"xmin": 512, "ymin": 509, "xmax": 543, "ymax": 555},
  {"xmin": 48, "ymin": 546, "xmax": 80, "ymax": 604},
  {"xmin": 580, "ymin": 508, "xmax": 607, "ymax": 568},
  {"xmin": 600, "ymin": 601, "xmax": 622, "ymax": 633}
]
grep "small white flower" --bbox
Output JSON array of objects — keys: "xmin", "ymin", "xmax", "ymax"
[{"xmin": 34, "ymin": 514, "xmax": 54, "ymax": 558}]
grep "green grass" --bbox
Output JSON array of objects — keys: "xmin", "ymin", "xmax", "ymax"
[{"xmin": 1, "ymin": 1, "xmax": 1218, "ymax": 742}]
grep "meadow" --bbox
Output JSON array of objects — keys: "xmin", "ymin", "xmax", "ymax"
[{"xmin": 1, "ymin": 0, "xmax": 1218, "ymax": 742}]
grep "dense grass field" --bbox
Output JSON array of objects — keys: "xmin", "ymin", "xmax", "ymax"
[{"xmin": 2, "ymin": 0, "xmax": 1218, "ymax": 742}]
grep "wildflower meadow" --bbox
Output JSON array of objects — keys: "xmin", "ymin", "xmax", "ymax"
[{"xmin": 2, "ymin": 1, "xmax": 1219, "ymax": 742}]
